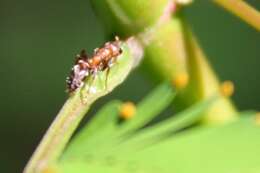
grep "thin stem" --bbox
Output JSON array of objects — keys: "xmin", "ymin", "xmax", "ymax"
[
  {"xmin": 24, "ymin": 94, "xmax": 89, "ymax": 173},
  {"xmin": 23, "ymin": 38, "xmax": 144, "ymax": 173},
  {"xmin": 214, "ymin": 0, "xmax": 260, "ymax": 31}
]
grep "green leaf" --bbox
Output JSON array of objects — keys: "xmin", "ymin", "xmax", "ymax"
[
  {"xmin": 113, "ymin": 96, "xmax": 218, "ymax": 154},
  {"xmin": 58, "ymin": 112, "xmax": 260, "ymax": 173},
  {"xmin": 61, "ymin": 82, "xmax": 176, "ymax": 160},
  {"xmin": 118, "ymin": 82, "xmax": 176, "ymax": 136},
  {"xmin": 62, "ymin": 101, "xmax": 122, "ymax": 159},
  {"xmin": 120, "ymin": 112, "xmax": 260, "ymax": 173}
]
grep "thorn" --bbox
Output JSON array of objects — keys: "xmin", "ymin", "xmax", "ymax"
[
  {"xmin": 119, "ymin": 102, "xmax": 136, "ymax": 120},
  {"xmin": 220, "ymin": 80, "xmax": 234, "ymax": 97}
]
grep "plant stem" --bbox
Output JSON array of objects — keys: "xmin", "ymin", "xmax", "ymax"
[
  {"xmin": 23, "ymin": 38, "xmax": 144, "ymax": 173},
  {"xmin": 181, "ymin": 26, "xmax": 237, "ymax": 124},
  {"xmin": 90, "ymin": 0, "xmax": 237, "ymax": 124},
  {"xmin": 24, "ymin": 94, "xmax": 89, "ymax": 173},
  {"xmin": 214, "ymin": 0, "xmax": 260, "ymax": 31}
]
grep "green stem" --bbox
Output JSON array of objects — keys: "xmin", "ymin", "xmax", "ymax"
[
  {"xmin": 181, "ymin": 26, "xmax": 237, "ymax": 124},
  {"xmin": 214, "ymin": 0, "xmax": 260, "ymax": 31},
  {"xmin": 90, "ymin": 0, "xmax": 237, "ymax": 124},
  {"xmin": 24, "ymin": 93, "xmax": 89, "ymax": 173},
  {"xmin": 23, "ymin": 38, "xmax": 143, "ymax": 173}
]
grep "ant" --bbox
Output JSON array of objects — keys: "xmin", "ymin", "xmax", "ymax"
[{"xmin": 66, "ymin": 36, "xmax": 122, "ymax": 94}]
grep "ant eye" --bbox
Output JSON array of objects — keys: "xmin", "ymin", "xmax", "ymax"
[{"xmin": 119, "ymin": 48, "xmax": 123, "ymax": 54}]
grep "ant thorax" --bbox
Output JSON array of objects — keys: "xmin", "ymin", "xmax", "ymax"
[{"xmin": 66, "ymin": 37, "xmax": 122, "ymax": 93}]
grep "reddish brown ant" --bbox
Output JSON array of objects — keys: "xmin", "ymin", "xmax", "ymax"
[{"xmin": 66, "ymin": 36, "xmax": 122, "ymax": 93}]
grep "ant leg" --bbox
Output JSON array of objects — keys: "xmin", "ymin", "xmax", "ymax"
[
  {"xmin": 105, "ymin": 68, "xmax": 110, "ymax": 90},
  {"xmin": 87, "ymin": 68, "xmax": 98, "ymax": 94},
  {"xmin": 79, "ymin": 82, "xmax": 86, "ymax": 104},
  {"xmin": 112, "ymin": 57, "xmax": 119, "ymax": 67},
  {"xmin": 104, "ymin": 58, "xmax": 116, "ymax": 90},
  {"xmin": 80, "ymin": 89, "xmax": 85, "ymax": 104},
  {"xmin": 79, "ymin": 74, "xmax": 96, "ymax": 104}
]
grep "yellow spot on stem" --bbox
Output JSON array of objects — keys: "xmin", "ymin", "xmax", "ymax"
[
  {"xmin": 220, "ymin": 80, "xmax": 234, "ymax": 97},
  {"xmin": 42, "ymin": 166, "xmax": 59, "ymax": 173},
  {"xmin": 120, "ymin": 102, "xmax": 136, "ymax": 120},
  {"xmin": 255, "ymin": 113, "xmax": 260, "ymax": 126},
  {"xmin": 172, "ymin": 72, "xmax": 189, "ymax": 89}
]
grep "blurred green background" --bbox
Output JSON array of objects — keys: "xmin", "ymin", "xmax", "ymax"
[{"xmin": 0, "ymin": 1, "xmax": 259, "ymax": 172}]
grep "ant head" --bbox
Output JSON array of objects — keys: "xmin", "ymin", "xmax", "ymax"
[{"xmin": 80, "ymin": 49, "xmax": 88, "ymax": 59}]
